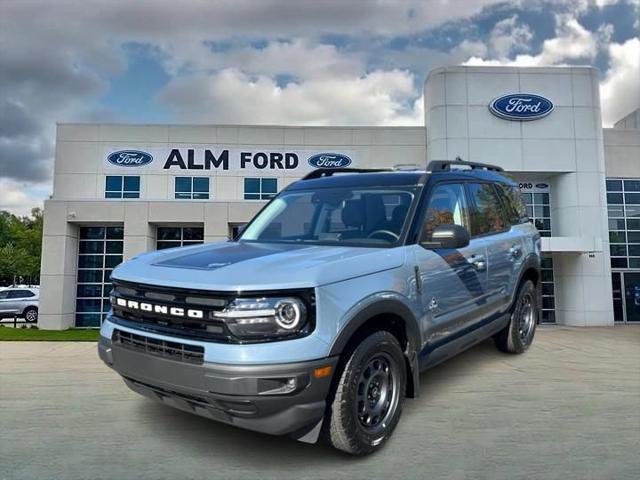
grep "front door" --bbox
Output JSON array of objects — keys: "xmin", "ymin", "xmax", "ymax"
[
  {"xmin": 413, "ymin": 182, "xmax": 489, "ymax": 348},
  {"xmin": 624, "ymin": 272, "xmax": 640, "ymax": 322}
]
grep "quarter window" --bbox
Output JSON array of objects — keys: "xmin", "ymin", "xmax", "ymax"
[
  {"xmin": 105, "ymin": 176, "xmax": 140, "ymax": 199},
  {"xmin": 421, "ymin": 183, "xmax": 469, "ymax": 241},
  {"xmin": 175, "ymin": 177, "xmax": 210, "ymax": 200},
  {"xmin": 467, "ymin": 183, "xmax": 509, "ymax": 235},
  {"xmin": 244, "ymin": 178, "xmax": 277, "ymax": 200}
]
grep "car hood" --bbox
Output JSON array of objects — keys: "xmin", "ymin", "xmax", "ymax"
[{"xmin": 111, "ymin": 241, "xmax": 406, "ymax": 291}]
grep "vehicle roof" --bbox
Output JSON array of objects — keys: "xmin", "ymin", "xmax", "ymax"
[{"xmin": 285, "ymin": 168, "xmax": 516, "ymax": 190}]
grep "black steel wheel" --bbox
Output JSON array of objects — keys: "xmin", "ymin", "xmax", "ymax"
[
  {"xmin": 494, "ymin": 279, "xmax": 538, "ymax": 354},
  {"xmin": 323, "ymin": 330, "xmax": 406, "ymax": 455}
]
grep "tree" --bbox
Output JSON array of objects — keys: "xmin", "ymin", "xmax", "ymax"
[{"xmin": 0, "ymin": 208, "xmax": 43, "ymax": 285}]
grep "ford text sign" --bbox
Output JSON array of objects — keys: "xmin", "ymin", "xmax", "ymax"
[
  {"xmin": 307, "ymin": 153, "xmax": 352, "ymax": 169},
  {"xmin": 489, "ymin": 94, "xmax": 554, "ymax": 121},
  {"xmin": 107, "ymin": 150, "xmax": 154, "ymax": 167}
]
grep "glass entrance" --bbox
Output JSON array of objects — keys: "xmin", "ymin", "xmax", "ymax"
[{"xmin": 623, "ymin": 272, "xmax": 640, "ymax": 322}]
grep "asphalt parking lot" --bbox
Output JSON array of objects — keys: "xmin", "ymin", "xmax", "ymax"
[{"xmin": 1, "ymin": 326, "xmax": 639, "ymax": 480}]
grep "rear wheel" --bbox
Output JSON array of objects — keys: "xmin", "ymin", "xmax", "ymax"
[
  {"xmin": 23, "ymin": 307, "xmax": 38, "ymax": 323},
  {"xmin": 494, "ymin": 280, "xmax": 537, "ymax": 354},
  {"xmin": 323, "ymin": 330, "xmax": 406, "ymax": 455}
]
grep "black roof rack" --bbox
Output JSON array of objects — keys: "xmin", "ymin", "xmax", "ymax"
[
  {"xmin": 301, "ymin": 167, "xmax": 392, "ymax": 180},
  {"xmin": 427, "ymin": 158, "xmax": 503, "ymax": 172}
]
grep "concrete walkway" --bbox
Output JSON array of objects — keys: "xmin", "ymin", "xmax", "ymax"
[{"xmin": 1, "ymin": 326, "xmax": 639, "ymax": 480}]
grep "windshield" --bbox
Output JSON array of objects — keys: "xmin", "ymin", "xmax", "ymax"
[{"xmin": 240, "ymin": 186, "xmax": 419, "ymax": 247}]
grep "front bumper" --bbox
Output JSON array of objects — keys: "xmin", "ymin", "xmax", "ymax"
[{"xmin": 98, "ymin": 335, "xmax": 338, "ymax": 441}]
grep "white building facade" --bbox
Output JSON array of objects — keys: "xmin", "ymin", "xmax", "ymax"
[{"xmin": 39, "ymin": 65, "xmax": 640, "ymax": 329}]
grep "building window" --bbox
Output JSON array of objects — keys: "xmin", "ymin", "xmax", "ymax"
[
  {"xmin": 607, "ymin": 178, "xmax": 640, "ymax": 323},
  {"xmin": 229, "ymin": 223, "xmax": 247, "ymax": 240},
  {"xmin": 105, "ymin": 176, "xmax": 140, "ymax": 199},
  {"xmin": 175, "ymin": 177, "xmax": 210, "ymax": 200},
  {"xmin": 244, "ymin": 178, "xmax": 277, "ymax": 200},
  {"xmin": 75, "ymin": 226, "xmax": 124, "ymax": 328},
  {"xmin": 156, "ymin": 226, "xmax": 204, "ymax": 250},
  {"xmin": 520, "ymin": 183, "xmax": 556, "ymax": 324},
  {"xmin": 607, "ymin": 178, "xmax": 640, "ymax": 271}
]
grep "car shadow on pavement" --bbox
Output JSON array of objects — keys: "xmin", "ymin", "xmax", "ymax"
[{"xmin": 135, "ymin": 338, "xmax": 498, "ymax": 464}]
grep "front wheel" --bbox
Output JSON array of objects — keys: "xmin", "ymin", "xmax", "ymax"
[
  {"xmin": 24, "ymin": 306, "xmax": 38, "ymax": 323},
  {"xmin": 494, "ymin": 280, "xmax": 538, "ymax": 354},
  {"xmin": 323, "ymin": 330, "xmax": 406, "ymax": 455}
]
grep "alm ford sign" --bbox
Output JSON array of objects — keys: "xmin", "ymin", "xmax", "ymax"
[
  {"xmin": 489, "ymin": 94, "xmax": 554, "ymax": 121},
  {"xmin": 307, "ymin": 153, "xmax": 352, "ymax": 169},
  {"xmin": 107, "ymin": 150, "xmax": 154, "ymax": 167}
]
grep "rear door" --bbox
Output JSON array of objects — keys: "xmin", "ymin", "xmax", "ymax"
[
  {"xmin": 0, "ymin": 289, "xmax": 21, "ymax": 314},
  {"xmin": 413, "ymin": 182, "xmax": 489, "ymax": 345},
  {"xmin": 466, "ymin": 183, "xmax": 524, "ymax": 316}
]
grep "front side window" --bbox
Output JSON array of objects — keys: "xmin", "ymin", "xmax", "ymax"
[
  {"xmin": 244, "ymin": 178, "xmax": 278, "ymax": 200},
  {"xmin": 240, "ymin": 186, "xmax": 417, "ymax": 247},
  {"xmin": 420, "ymin": 183, "xmax": 469, "ymax": 241},
  {"xmin": 467, "ymin": 183, "xmax": 509, "ymax": 235},
  {"xmin": 105, "ymin": 176, "xmax": 140, "ymax": 199},
  {"xmin": 175, "ymin": 177, "xmax": 210, "ymax": 200}
]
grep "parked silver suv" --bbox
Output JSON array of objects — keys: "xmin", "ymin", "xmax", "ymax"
[{"xmin": 0, "ymin": 287, "xmax": 39, "ymax": 323}]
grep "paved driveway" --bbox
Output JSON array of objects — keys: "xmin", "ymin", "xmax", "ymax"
[{"xmin": 1, "ymin": 326, "xmax": 639, "ymax": 480}]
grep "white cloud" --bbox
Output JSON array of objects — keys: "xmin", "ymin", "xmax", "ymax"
[
  {"xmin": 600, "ymin": 37, "xmax": 640, "ymax": 126},
  {"xmin": 489, "ymin": 15, "xmax": 534, "ymax": 58},
  {"xmin": 464, "ymin": 14, "xmax": 599, "ymax": 66},
  {"xmin": 0, "ymin": 179, "xmax": 48, "ymax": 217},
  {"xmin": 159, "ymin": 68, "xmax": 422, "ymax": 126}
]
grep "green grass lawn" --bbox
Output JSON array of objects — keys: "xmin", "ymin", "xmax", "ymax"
[{"xmin": 0, "ymin": 327, "xmax": 100, "ymax": 341}]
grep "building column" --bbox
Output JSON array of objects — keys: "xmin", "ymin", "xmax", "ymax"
[
  {"xmin": 550, "ymin": 172, "xmax": 614, "ymax": 326},
  {"xmin": 204, "ymin": 203, "xmax": 230, "ymax": 243},
  {"xmin": 123, "ymin": 202, "xmax": 154, "ymax": 260},
  {"xmin": 39, "ymin": 201, "xmax": 78, "ymax": 330}
]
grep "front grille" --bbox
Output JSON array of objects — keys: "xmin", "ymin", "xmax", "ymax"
[
  {"xmin": 109, "ymin": 280, "xmax": 235, "ymax": 342},
  {"xmin": 113, "ymin": 329, "xmax": 204, "ymax": 365},
  {"xmin": 108, "ymin": 279, "xmax": 316, "ymax": 343}
]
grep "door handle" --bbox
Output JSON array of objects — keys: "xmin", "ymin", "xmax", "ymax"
[
  {"xmin": 468, "ymin": 254, "xmax": 486, "ymax": 271},
  {"xmin": 509, "ymin": 244, "xmax": 522, "ymax": 259}
]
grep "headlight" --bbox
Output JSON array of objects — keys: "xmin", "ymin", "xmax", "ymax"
[{"xmin": 213, "ymin": 296, "xmax": 310, "ymax": 340}]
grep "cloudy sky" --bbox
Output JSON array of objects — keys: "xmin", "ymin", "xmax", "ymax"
[{"xmin": 1, "ymin": 0, "xmax": 638, "ymax": 215}]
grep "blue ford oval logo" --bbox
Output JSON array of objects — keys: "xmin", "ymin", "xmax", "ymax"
[
  {"xmin": 489, "ymin": 94, "xmax": 554, "ymax": 121},
  {"xmin": 307, "ymin": 153, "xmax": 352, "ymax": 169},
  {"xmin": 107, "ymin": 150, "xmax": 153, "ymax": 167},
  {"xmin": 535, "ymin": 183, "xmax": 549, "ymax": 189}
]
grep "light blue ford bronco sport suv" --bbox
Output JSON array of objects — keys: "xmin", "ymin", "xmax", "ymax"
[{"xmin": 99, "ymin": 159, "xmax": 541, "ymax": 455}]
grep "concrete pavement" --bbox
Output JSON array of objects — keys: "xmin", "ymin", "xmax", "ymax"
[{"xmin": 1, "ymin": 326, "xmax": 639, "ymax": 480}]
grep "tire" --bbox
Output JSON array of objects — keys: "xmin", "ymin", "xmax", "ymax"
[
  {"xmin": 323, "ymin": 330, "xmax": 406, "ymax": 455},
  {"xmin": 23, "ymin": 306, "xmax": 38, "ymax": 323},
  {"xmin": 494, "ymin": 280, "xmax": 538, "ymax": 354}
]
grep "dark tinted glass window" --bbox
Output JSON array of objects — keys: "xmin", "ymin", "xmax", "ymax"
[
  {"xmin": 8, "ymin": 290, "xmax": 35, "ymax": 298},
  {"xmin": 421, "ymin": 183, "xmax": 469, "ymax": 240},
  {"xmin": 495, "ymin": 183, "xmax": 528, "ymax": 224},
  {"xmin": 467, "ymin": 183, "xmax": 508, "ymax": 235}
]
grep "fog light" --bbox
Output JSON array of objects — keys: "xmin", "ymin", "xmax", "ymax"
[{"xmin": 257, "ymin": 377, "xmax": 298, "ymax": 395}]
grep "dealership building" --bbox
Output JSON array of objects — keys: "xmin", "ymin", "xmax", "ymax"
[{"xmin": 39, "ymin": 65, "xmax": 640, "ymax": 329}]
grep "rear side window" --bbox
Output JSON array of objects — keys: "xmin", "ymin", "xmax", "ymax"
[
  {"xmin": 496, "ymin": 183, "xmax": 529, "ymax": 224},
  {"xmin": 7, "ymin": 290, "xmax": 35, "ymax": 299},
  {"xmin": 466, "ymin": 183, "xmax": 509, "ymax": 236}
]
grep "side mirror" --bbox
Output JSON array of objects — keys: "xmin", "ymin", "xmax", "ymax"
[{"xmin": 421, "ymin": 224, "xmax": 470, "ymax": 249}]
